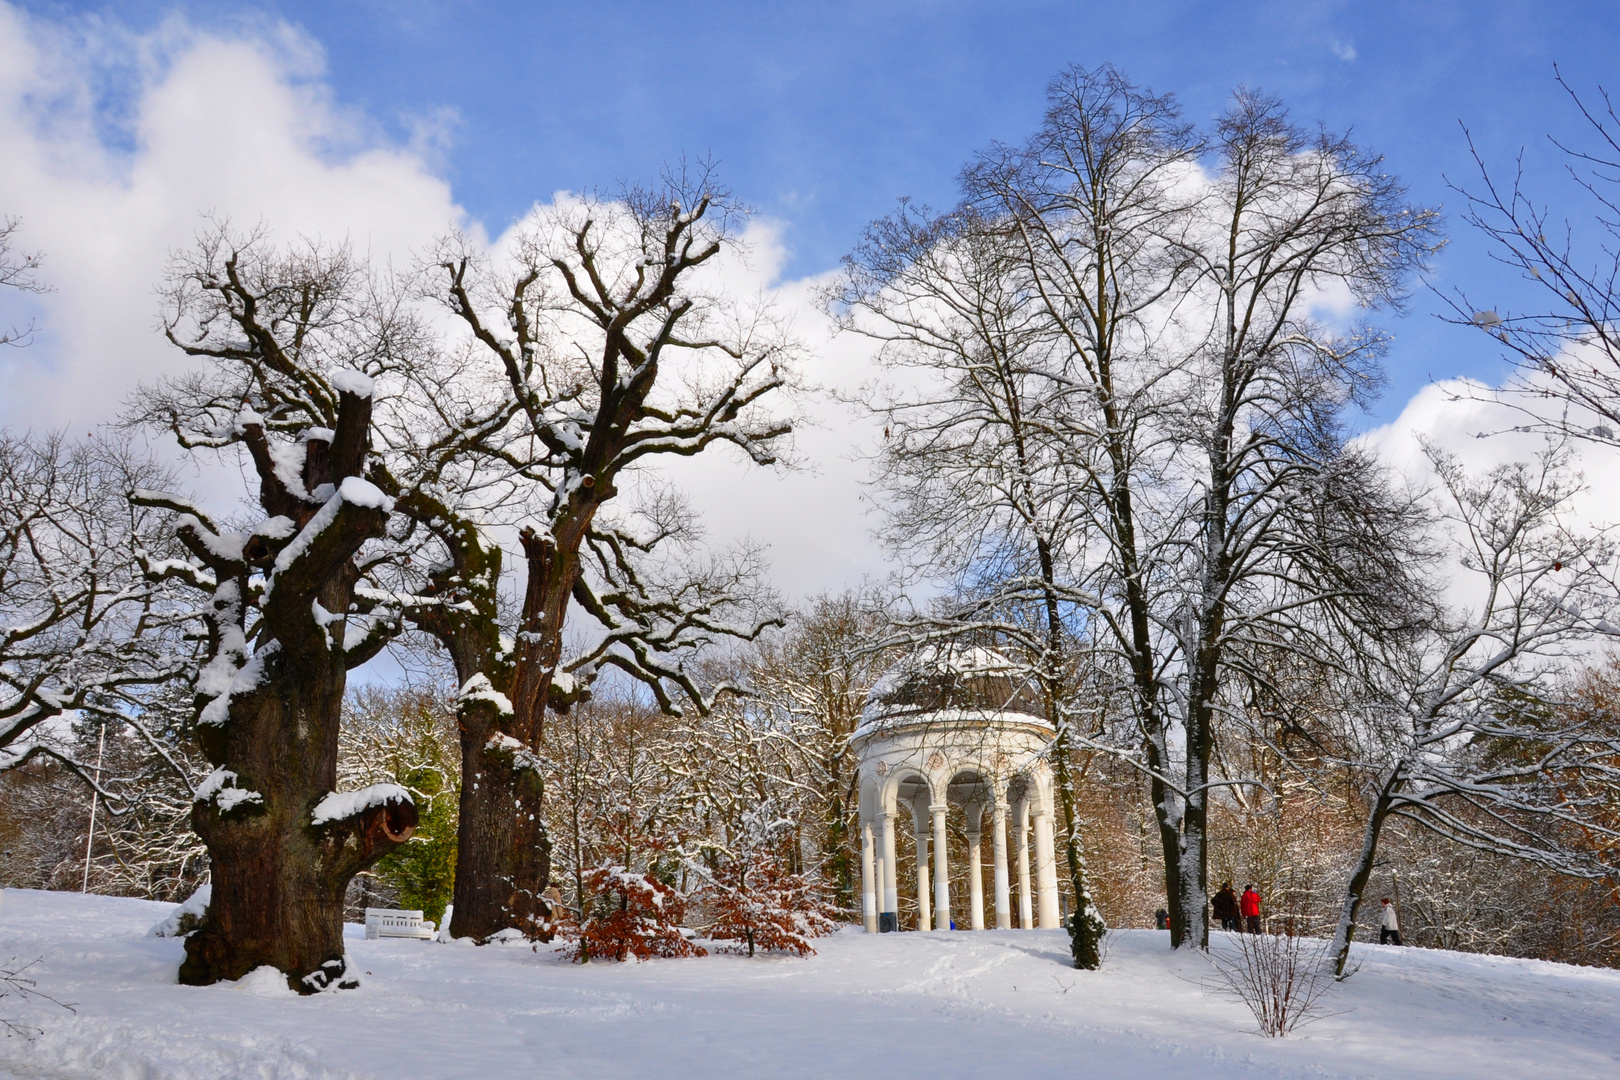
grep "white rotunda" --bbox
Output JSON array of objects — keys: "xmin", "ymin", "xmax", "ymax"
[{"xmin": 854, "ymin": 646, "xmax": 1062, "ymax": 933}]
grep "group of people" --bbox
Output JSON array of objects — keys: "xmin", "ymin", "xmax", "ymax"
[
  {"xmin": 1208, "ymin": 882, "xmax": 1405, "ymax": 945},
  {"xmin": 1211, "ymin": 883, "xmax": 1263, "ymax": 934}
]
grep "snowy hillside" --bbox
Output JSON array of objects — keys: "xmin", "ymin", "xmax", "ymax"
[{"xmin": 1, "ymin": 888, "xmax": 1616, "ymax": 1080}]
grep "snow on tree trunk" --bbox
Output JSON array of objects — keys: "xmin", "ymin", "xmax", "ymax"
[{"xmin": 136, "ymin": 230, "xmax": 424, "ymax": 992}]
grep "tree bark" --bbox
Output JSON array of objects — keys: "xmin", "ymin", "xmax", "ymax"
[
  {"xmin": 1332, "ymin": 775, "xmax": 1397, "ymax": 977},
  {"xmin": 181, "ymin": 672, "xmax": 417, "ymax": 989},
  {"xmin": 175, "ymin": 394, "xmax": 415, "ymax": 992},
  {"xmin": 422, "ymin": 189, "xmax": 790, "ymax": 940},
  {"xmin": 449, "ymin": 697, "xmax": 552, "ymax": 941}
]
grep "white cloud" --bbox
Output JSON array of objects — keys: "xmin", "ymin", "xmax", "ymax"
[
  {"xmin": 1360, "ymin": 374, "xmax": 1620, "ymax": 519},
  {"xmin": 0, "ymin": 4, "xmax": 472, "ymax": 432},
  {"xmin": 0, "ymin": 4, "xmax": 890, "ymax": 602},
  {"xmin": 1331, "ymin": 39, "xmax": 1357, "ymax": 62},
  {"xmin": 18, "ymin": 4, "xmax": 1606, "ymax": 617}
]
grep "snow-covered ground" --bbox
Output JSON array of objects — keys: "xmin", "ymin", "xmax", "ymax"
[{"xmin": 1, "ymin": 889, "xmax": 1616, "ymax": 1079}]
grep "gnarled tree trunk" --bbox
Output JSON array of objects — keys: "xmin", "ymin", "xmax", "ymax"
[
  {"xmin": 146, "ymin": 384, "xmax": 417, "ymax": 993},
  {"xmin": 181, "ymin": 632, "xmax": 418, "ymax": 990}
]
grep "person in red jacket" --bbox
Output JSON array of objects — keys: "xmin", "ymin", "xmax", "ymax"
[{"xmin": 1240, "ymin": 885, "xmax": 1262, "ymax": 934}]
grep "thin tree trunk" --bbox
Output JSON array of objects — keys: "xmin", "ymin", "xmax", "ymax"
[
  {"xmin": 1332, "ymin": 774, "xmax": 1399, "ymax": 976},
  {"xmin": 1033, "ymin": 535, "xmax": 1103, "ymax": 969}
]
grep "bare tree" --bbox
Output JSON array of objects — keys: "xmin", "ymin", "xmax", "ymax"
[
  {"xmin": 1449, "ymin": 71, "xmax": 1620, "ymax": 446},
  {"xmin": 743, "ymin": 590, "xmax": 901, "ymax": 910},
  {"xmin": 74, "ymin": 683, "xmax": 212, "ymax": 902},
  {"xmin": 0, "ymin": 431, "xmax": 192, "ymax": 778},
  {"xmin": 833, "ymin": 186, "xmax": 1112, "ymax": 965},
  {"xmin": 989, "ymin": 70, "xmax": 1434, "ymax": 950},
  {"xmin": 0, "ymin": 216, "xmax": 48, "ymax": 347},
  {"xmin": 130, "ymin": 227, "xmax": 423, "ymax": 991},
  {"xmin": 837, "ymin": 65, "xmax": 1438, "ymax": 952},
  {"xmin": 1328, "ymin": 445, "xmax": 1620, "ymax": 975},
  {"xmin": 412, "ymin": 172, "xmax": 796, "ymax": 941}
]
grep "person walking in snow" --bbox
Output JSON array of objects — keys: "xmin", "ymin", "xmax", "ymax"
[
  {"xmin": 1240, "ymin": 885, "xmax": 1262, "ymax": 934},
  {"xmin": 1212, "ymin": 882, "xmax": 1240, "ymax": 931},
  {"xmin": 1379, "ymin": 897, "xmax": 1404, "ymax": 946}
]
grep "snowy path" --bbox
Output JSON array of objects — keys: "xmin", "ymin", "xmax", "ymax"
[{"xmin": 1, "ymin": 888, "xmax": 1617, "ymax": 1079}]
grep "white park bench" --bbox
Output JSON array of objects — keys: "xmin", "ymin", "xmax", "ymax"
[{"xmin": 364, "ymin": 907, "xmax": 436, "ymax": 940}]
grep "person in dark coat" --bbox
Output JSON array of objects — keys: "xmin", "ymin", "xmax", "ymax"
[
  {"xmin": 1240, "ymin": 885, "xmax": 1262, "ymax": 934},
  {"xmin": 1212, "ymin": 883, "xmax": 1240, "ymax": 931}
]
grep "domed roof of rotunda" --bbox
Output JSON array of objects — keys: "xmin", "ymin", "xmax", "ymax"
[{"xmin": 859, "ymin": 645, "xmax": 1044, "ymax": 730}]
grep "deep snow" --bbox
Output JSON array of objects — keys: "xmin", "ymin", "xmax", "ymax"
[{"xmin": 1, "ymin": 888, "xmax": 1617, "ymax": 1079}]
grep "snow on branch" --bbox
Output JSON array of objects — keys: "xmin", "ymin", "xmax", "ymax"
[
  {"xmin": 310, "ymin": 783, "xmax": 413, "ymax": 827},
  {"xmin": 458, "ymin": 674, "xmax": 514, "ymax": 716}
]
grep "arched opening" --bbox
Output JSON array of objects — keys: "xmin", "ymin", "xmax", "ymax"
[{"xmin": 894, "ymin": 772, "xmax": 932, "ymax": 931}]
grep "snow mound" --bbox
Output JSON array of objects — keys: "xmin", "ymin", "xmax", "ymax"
[
  {"xmin": 148, "ymin": 883, "xmax": 211, "ymax": 938},
  {"xmin": 337, "ymin": 475, "xmax": 391, "ymax": 510},
  {"xmin": 310, "ymin": 782, "xmax": 411, "ymax": 826},
  {"xmin": 194, "ymin": 768, "xmax": 264, "ymax": 812},
  {"xmin": 231, "ymin": 965, "xmax": 296, "ymax": 997},
  {"xmin": 459, "ymin": 673, "xmax": 514, "ymax": 715},
  {"xmin": 329, "ymin": 368, "xmax": 375, "ymax": 398}
]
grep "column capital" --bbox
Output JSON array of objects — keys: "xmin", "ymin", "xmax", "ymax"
[{"xmin": 928, "ymin": 803, "xmax": 949, "ymax": 815}]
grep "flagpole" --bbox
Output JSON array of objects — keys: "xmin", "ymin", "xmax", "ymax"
[{"xmin": 81, "ymin": 722, "xmax": 106, "ymax": 893}]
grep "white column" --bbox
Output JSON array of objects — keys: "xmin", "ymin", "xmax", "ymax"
[
  {"xmin": 860, "ymin": 818, "xmax": 877, "ymax": 934},
  {"xmin": 911, "ymin": 798, "xmax": 932, "ymax": 931},
  {"xmin": 991, "ymin": 801, "xmax": 1011, "ymax": 929},
  {"xmin": 1014, "ymin": 801, "xmax": 1032, "ymax": 929},
  {"xmin": 1033, "ymin": 807, "xmax": 1060, "ymax": 929},
  {"xmin": 880, "ymin": 810, "xmax": 899, "ymax": 929},
  {"xmin": 931, "ymin": 803, "xmax": 951, "ymax": 930},
  {"xmin": 965, "ymin": 802, "xmax": 985, "ymax": 931},
  {"xmin": 873, "ymin": 849, "xmax": 887, "ymax": 927}
]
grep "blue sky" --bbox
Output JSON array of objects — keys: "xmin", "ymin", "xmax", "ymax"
[
  {"xmin": 18, "ymin": 0, "xmax": 1620, "ymax": 424},
  {"xmin": 4, "ymin": 1, "xmax": 1619, "ymax": 598}
]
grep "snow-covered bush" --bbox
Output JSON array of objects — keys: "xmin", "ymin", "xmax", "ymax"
[
  {"xmin": 560, "ymin": 867, "xmax": 706, "ymax": 963},
  {"xmin": 706, "ymin": 855, "xmax": 840, "ymax": 957}
]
